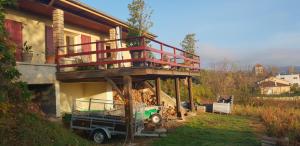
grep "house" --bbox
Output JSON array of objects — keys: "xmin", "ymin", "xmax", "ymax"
[
  {"xmin": 253, "ymin": 64, "xmax": 265, "ymax": 76},
  {"xmin": 258, "ymin": 77, "xmax": 291, "ymax": 95},
  {"xmin": 4, "ymin": 0, "xmax": 200, "ymax": 139},
  {"xmin": 276, "ymin": 74, "xmax": 300, "ymax": 86}
]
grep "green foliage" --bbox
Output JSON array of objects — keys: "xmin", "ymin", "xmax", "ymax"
[
  {"xmin": 0, "ymin": 106, "xmax": 93, "ymax": 146},
  {"xmin": 0, "ymin": 0, "xmax": 15, "ymax": 36},
  {"xmin": 0, "ymin": 0, "xmax": 30, "ymax": 102},
  {"xmin": 195, "ymin": 63, "xmax": 259, "ymax": 103},
  {"xmin": 127, "ymin": 0, "xmax": 153, "ymax": 37},
  {"xmin": 180, "ymin": 33, "xmax": 197, "ymax": 57},
  {"xmin": 152, "ymin": 113, "xmax": 260, "ymax": 146},
  {"xmin": 161, "ymin": 62, "xmax": 259, "ymax": 104}
]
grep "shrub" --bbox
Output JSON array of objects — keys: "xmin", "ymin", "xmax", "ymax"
[
  {"xmin": 234, "ymin": 99, "xmax": 300, "ymax": 143},
  {"xmin": 0, "ymin": 0, "xmax": 30, "ymax": 103}
]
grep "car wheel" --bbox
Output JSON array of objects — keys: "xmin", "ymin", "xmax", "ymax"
[
  {"xmin": 92, "ymin": 130, "xmax": 107, "ymax": 144},
  {"xmin": 150, "ymin": 113, "xmax": 162, "ymax": 124}
]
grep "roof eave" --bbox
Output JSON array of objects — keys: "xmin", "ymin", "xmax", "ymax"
[{"xmin": 59, "ymin": 0, "xmax": 157, "ymax": 38}]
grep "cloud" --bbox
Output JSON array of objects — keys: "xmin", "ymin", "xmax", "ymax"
[
  {"xmin": 199, "ymin": 32, "xmax": 300, "ymax": 68},
  {"xmin": 197, "ymin": 44, "xmax": 239, "ymax": 67}
]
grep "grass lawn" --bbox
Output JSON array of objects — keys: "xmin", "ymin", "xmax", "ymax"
[{"xmin": 152, "ymin": 113, "xmax": 260, "ymax": 146}]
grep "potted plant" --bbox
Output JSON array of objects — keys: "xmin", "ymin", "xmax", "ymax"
[
  {"xmin": 162, "ymin": 54, "xmax": 170, "ymax": 69},
  {"xmin": 46, "ymin": 49, "xmax": 55, "ymax": 64},
  {"xmin": 22, "ymin": 41, "xmax": 33, "ymax": 63}
]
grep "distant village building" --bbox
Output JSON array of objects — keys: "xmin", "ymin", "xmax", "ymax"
[
  {"xmin": 253, "ymin": 64, "xmax": 265, "ymax": 76},
  {"xmin": 276, "ymin": 74, "xmax": 300, "ymax": 86},
  {"xmin": 258, "ymin": 77, "xmax": 291, "ymax": 95}
]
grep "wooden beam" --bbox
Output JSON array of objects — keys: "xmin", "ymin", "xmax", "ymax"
[
  {"xmin": 48, "ymin": 0, "xmax": 56, "ymax": 6},
  {"xmin": 56, "ymin": 68, "xmax": 200, "ymax": 81},
  {"xmin": 123, "ymin": 75, "xmax": 134, "ymax": 142},
  {"xmin": 188, "ymin": 77, "xmax": 195, "ymax": 112},
  {"xmin": 175, "ymin": 77, "xmax": 182, "ymax": 118},
  {"xmin": 144, "ymin": 81, "xmax": 155, "ymax": 93},
  {"xmin": 104, "ymin": 77, "xmax": 124, "ymax": 100},
  {"xmin": 155, "ymin": 77, "xmax": 161, "ymax": 105}
]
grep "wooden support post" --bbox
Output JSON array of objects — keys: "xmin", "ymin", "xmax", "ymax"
[
  {"xmin": 175, "ymin": 77, "xmax": 182, "ymax": 118},
  {"xmin": 155, "ymin": 77, "xmax": 161, "ymax": 105},
  {"xmin": 123, "ymin": 75, "xmax": 134, "ymax": 142},
  {"xmin": 188, "ymin": 77, "xmax": 195, "ymax": 112}
]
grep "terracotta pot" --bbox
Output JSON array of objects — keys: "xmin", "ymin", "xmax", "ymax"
[
  {"xmin": 22, "ymin": 52, "xmax": 33, "ymax": 63},
  {"xmin": 46, "ymin": 55, "xmax": 55, "ymax": 64}
]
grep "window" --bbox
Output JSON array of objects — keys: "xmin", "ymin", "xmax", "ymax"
[
  {"xmin": 66, "ymin": 35, "xmax": 75, "ymax": 54},
  {"xmin": 4, "ymin": 19, "xmax": 22, "ymax": 61}
]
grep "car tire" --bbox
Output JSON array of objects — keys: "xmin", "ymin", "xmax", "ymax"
[
  {"xmin": 150, "ymin": 113, "xmax": 162, "ymax": 124},
  {"xmin": 92, "ymin": 129, "xmax": 107, "ymax": 144}
]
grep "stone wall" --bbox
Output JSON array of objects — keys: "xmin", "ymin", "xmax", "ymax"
[{"xmin": 16, "ymin": 62, "xmax": 56, "ymax": 84}]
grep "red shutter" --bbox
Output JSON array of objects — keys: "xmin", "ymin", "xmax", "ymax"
[
  {"xmin": 45, "ymin": 26, "xmax": 54, "ymax": 56},
  {"xmin": 4, "ymin": 19, "xmax": 23, "ymax": 61},
  {"xmin": 81, "ymin": 35, "xmax": 91, "ymax": 61}
]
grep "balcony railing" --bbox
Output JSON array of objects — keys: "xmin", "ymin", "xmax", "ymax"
[{"xmin": 56, "ymin": 36, "xmax": 200, "ymax": 72}]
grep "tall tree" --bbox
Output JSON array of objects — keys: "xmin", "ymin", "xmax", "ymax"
[
  {"xmin": 180, "ymin": 33, "xmax": 198, "ymax": 57},
  {"xmin": 127, "ymin": 0, "xmax": 153, "ymax": 37}
]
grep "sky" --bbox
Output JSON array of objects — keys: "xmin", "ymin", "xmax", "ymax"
[{"xmin": 80, "ymin": 0, "xmax": 300, "ymax": 68}]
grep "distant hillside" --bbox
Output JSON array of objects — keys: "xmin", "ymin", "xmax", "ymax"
[{"xmin": 278, "ymin": 66, "xmax": 300, "ymax": 74}]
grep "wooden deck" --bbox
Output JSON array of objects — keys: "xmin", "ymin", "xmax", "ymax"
[{"xmin": 56, "ymin": 67, "xmax": 200, "ymax": 82}]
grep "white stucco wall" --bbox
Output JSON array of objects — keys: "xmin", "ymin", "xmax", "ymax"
[
  {"xmin": 59, "ymin": 82, "xmax": 113, "ymax": 114},
  {"xmin": 276, "ymin": 74, "xmax": 300, "ymax": 86}
]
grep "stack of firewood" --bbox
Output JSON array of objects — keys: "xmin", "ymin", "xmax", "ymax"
[
  {"xmin": 112, "ymin": 87, "xmax": 179, "ymax": 119},
  {"xmin": 113, "ymin": 88, "xmax": 157, "ymax": 106},
  {"xmin": 131, "ymin": 89, "xmax": 157, "ymax": 106},
  {"xmin": 162, "ymin": 106, "xmax": 176, "ymax": 119}
]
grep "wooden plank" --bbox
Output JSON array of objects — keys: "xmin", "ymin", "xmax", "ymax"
[
  {"xmin": 104, "ymin": 77, "xmax": 125, "ymax": 100},
  {"xmin": 175, "ymin": 77, "xmax": 182, "ymax": 118},
  {"xmin": 123, "ymin": 75, "xmax": 134, "ymax": 142},
  {"xmin": 48, "ymin": 0, "xmax": 56, "ymax": 6},
  {"xmin": 155, "ymin": 77, "xmax": 161, "ymax": 105},
  {"xmin": 188, "ymin": 77, "xmax": 195, "ymax": 112},
  {"xmin": 56, "ymin": 68, "xmax": 200, "ymax": 81}
]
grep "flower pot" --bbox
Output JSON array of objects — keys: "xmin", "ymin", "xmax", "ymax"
[
  {"xmin": 46, "ymin": 55, "xmax": 55, "ymax": 64},
  {"xmin": 22, "ymin": 52, "xmax": 33, "ymax": 63}
]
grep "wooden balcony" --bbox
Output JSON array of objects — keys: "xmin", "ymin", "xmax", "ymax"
[{"xmin": 56, "ymin": 36, "xmax": 200, "ymax": 81}]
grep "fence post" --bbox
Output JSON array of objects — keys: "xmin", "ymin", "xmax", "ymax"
[
  {"xmin": 160, "ymin": 44, "xmax": 163, "ymax": 61},
  {"xmin": 55, "ymin": 46, "xmax": 60, "ymax": 72},
  {"xmin": 173, "ymin": 48, "xmax": 176, "ymax": 64},
  {"xmin": 96, "ymin": 42, "xmax": 99, "ymax": 63},
  {"xmin": 141, "ymin": 36, "xmax": 147, "ymax": 66},
  {"xmin": 88, "ymin": 98, "xmax": 92, "ymax": 112}
]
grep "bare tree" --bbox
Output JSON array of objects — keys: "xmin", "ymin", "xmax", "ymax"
[{"xmin": 288, "ymin": 66, "xmax": 296, "ymax": 74}]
